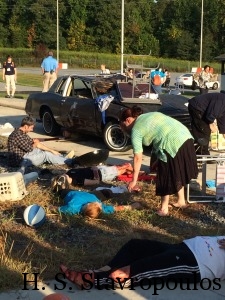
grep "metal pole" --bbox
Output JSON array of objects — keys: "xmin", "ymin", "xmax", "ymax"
[
  {"xmin": 121, "ymin": 0, "xmax": 124, "ymax": 74},
  {"xmin": 57, "ymin": 0, "xmax": 59, "ymax": 62},
  {"xmin": 200, "ymin": 0, "xmax": 203, "ymax": 68}
]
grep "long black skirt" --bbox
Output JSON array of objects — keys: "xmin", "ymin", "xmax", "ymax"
[{"xmin": 156, "ymin": 139, "xmax": 198, "ymax": 196}]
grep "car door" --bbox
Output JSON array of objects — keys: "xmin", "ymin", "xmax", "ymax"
[{"xmin": 59, "ymin": 77, "xmax": 99, "ymax": 134}]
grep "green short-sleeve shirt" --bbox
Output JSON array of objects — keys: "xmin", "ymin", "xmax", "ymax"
[{"xmin": 131, "ymin": 112, "xmax": 193, "ymax": 162}]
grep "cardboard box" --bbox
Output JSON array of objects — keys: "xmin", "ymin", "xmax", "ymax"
[{"xmin": 210, "ymin": 132, "xmax": 225, "ymax": 150}]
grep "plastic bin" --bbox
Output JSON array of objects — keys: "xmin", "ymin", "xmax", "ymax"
[{"xmin": 0, "ymin": 172, "xmax": 27, "ymax": 201}]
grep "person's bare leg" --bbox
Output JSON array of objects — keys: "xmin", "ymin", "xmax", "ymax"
[
  {"xmin": 172, "ymin": 187, "xmax": 187, "ymax": 208},
  {"xmin": 157, "ymin": 195, "xmax": 169, "ymax": 216},
  {"xmin": 60, "ymin": 264, "xmax": 94, "ymax": 289},
  {"xmin": 65, "ymin": 174, "xmax": 72, "ymax": 184},
  {"xmin": 116, "ymin": 163, "xmax": 133, "ymax": 175},
  {"xmin": 84, "ymin": 179, "xmax": 100, "ymax": 186},
  {"xmin": 109, "ymin": 265, "xmax": 130, "ymax": 281}
]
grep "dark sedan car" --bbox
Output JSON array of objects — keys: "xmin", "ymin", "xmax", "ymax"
[{"xmin": 25, "ymin": 74, "xmax": 190, "ymax": 151}]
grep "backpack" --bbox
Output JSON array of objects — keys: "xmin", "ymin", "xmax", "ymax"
[{"xmin": 152, "ymin": 73, "xmax": 162, "ymax": 86}]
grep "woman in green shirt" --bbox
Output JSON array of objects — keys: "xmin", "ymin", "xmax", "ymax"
[{"xmin": 120, "ymin": 106, "xmax": 198, "ymax": 216}]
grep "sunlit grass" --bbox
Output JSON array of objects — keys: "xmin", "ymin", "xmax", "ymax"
[{"xmin": 0, "ymin": 73, "xmax": 42, "ymax": 88}]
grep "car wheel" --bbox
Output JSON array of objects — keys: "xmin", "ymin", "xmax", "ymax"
[
  {"xmin": 212, "ymin": 82, "xmax": 218, "ymax": 90},
  {"xmin": 103, "ymin": 121, "xmax": 131, "ymax": 152},
  {"xmin": 42, "ymin": 110, "xmax": 61, "ymax": 136}
]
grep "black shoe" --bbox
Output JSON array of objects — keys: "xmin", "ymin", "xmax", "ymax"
[
  {"xmin": 56, "ymin": 174, "xmax": 70, "ymax": 190},
  {"xmin": 5, "ymin": 95, "xmax": 10, "ymax": 98}
]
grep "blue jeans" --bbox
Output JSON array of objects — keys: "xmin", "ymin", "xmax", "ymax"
[
  {"xmin": 21, "ymin": 148, "xmax": 72, "ymax": 168},
  {"xmin": 152, "ymin": 84, "xmax": 162, "ymax": 94}
]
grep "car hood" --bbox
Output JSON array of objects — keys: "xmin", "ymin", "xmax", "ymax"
[{"xmin": 158, "ymin": 94, "xmax": 189, "ymax": 115}]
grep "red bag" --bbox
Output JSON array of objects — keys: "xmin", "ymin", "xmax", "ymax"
[{"xmin": 117, "ymin": 173, "xmax": 156, "ymax": 183}]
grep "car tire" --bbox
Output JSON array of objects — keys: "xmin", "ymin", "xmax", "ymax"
[
  {"xmin": 42, "ymin": 110, "xmax": 61, "ymax": 136},
  {"xmin": 212, "ymin": 82, "xmax": 218, "ymax": 90},
  {"xmin": 103, "ymin": 121, "xmax": 131, "ymax": 152}
]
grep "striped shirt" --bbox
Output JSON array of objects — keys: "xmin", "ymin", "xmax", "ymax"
[{"xmin": 131, "ymin": 112, "xmax": 193, "ymax": 162}]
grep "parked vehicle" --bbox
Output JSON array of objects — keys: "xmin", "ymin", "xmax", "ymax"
[
  {"xmin": 25, "ymin": 74, "xmax": 190, "ymax": 151},
  {"xmin": 175, "ymin": 73, "xmax": 220, "ymax": 90}
]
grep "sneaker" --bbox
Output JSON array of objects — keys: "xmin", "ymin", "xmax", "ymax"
[
  {"xmin": 5, "ymin": 95, "xmax": 10, "ymax": 98},
  {"xmin": 52, "ymin": 174, "xmax": 69, "ymax": 191}
]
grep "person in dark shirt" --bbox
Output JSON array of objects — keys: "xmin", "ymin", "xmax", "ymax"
[
  {"xmin": 2, "ymin": 55, "xmax": 17, "ymax": 98},
  {"xmin": 188, "ymin": 93, "xmax": 225, "ymax": 155},
  {"xmin": 51, "ymin": 163, "xmax": 134, "ymax": 190}
]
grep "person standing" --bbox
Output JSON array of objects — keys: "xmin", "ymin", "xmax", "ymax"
[
  {"xmin": 198, "ymin": 65, "xmax": 212, "ymax": 94},
  {"xmin": 2, "ymin": 55, "xmax": 17, "ymax": 98},
  {"xmin": 120, "ymin": 106, "xmax": 198, "ymax": 216},
  {"xmin": 41, "ymin": 51, "xmax": 58, "ymax": 92},
  {"xmin": 188, "ymin": 93, "xmax": 225, "ymax": 155}
]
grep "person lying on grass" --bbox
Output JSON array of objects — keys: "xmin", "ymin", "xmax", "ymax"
[
  {"xmin": 60, "ymin": 236, "xmax": 225, "ymax": 290},
  {"xmin": 57, "ymin": 189, "xmax": 142, "ymax": 218},
  {"xmin": 51, "ymin": 162, "xmax": 140, "ymax": 189}
]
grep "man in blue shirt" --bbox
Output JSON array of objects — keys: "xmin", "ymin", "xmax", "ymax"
[{"xmin": 41, "ymin": 51, "xmax": 58, "ymax": 92}]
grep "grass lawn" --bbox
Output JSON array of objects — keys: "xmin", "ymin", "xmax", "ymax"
[
  {"xmin": 0, "ymin": 134, "xmax": 225, "ymax": 291},
  {"xmin": 17, "ymin": 72, "xmax": 43, "ymax": 87},
  {"xmin": 0, "ymin": 72, "xmax": 42, "ymax": 89}
]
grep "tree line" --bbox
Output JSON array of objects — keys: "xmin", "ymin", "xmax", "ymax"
[{"xmin": 0, "ymin": 0, "xmax": 224, "ymax": 62}]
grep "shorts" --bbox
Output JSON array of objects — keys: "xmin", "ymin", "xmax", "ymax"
[{"xmin": 98, "ymin": 166, "xmax": 118, "ymax": 181}]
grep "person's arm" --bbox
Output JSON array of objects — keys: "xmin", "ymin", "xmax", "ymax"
[
  {"xmin": 33, "ymin": 141, "xmax": 61, "ymax": 156},
  {"xmin": 115, "ymin": 202, "xmax": 142, "ymax": 211},
  {"xmin": 84, "ymin": 179, "xmax": 100, "ymax": 186},
  {"xmin": 218, "ymin": 238, "xmax": 225, "ymax": 249},
  {"xmin": 14, "ymin": 67, "xmax": 17, "ymax": 82},
  {"xmin": 41, "ymin": 60, "xmax": 45, "ymax": 75},
  {"xmin": 128, "ymin": 152, "xmax": 142, "ymax": 192},
  {"xmin": 55, "ymin": 59, "xmax": 58, "ymax": 75},
  {"xmin": 2, "ymin": 66, "xmax": 5, "ymax": 80},
  {"xmin": 209, "ymin": 122, "xmax": 217, "ymax": 133}
]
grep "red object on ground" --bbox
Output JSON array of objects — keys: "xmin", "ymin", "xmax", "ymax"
[
  {"xmin": 117, "ymin": 173, "xmax": 156, "ymax": 183},
  {"xmin": 43, "ymin": 293, "xmax": 70, "ymax": 300}
]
